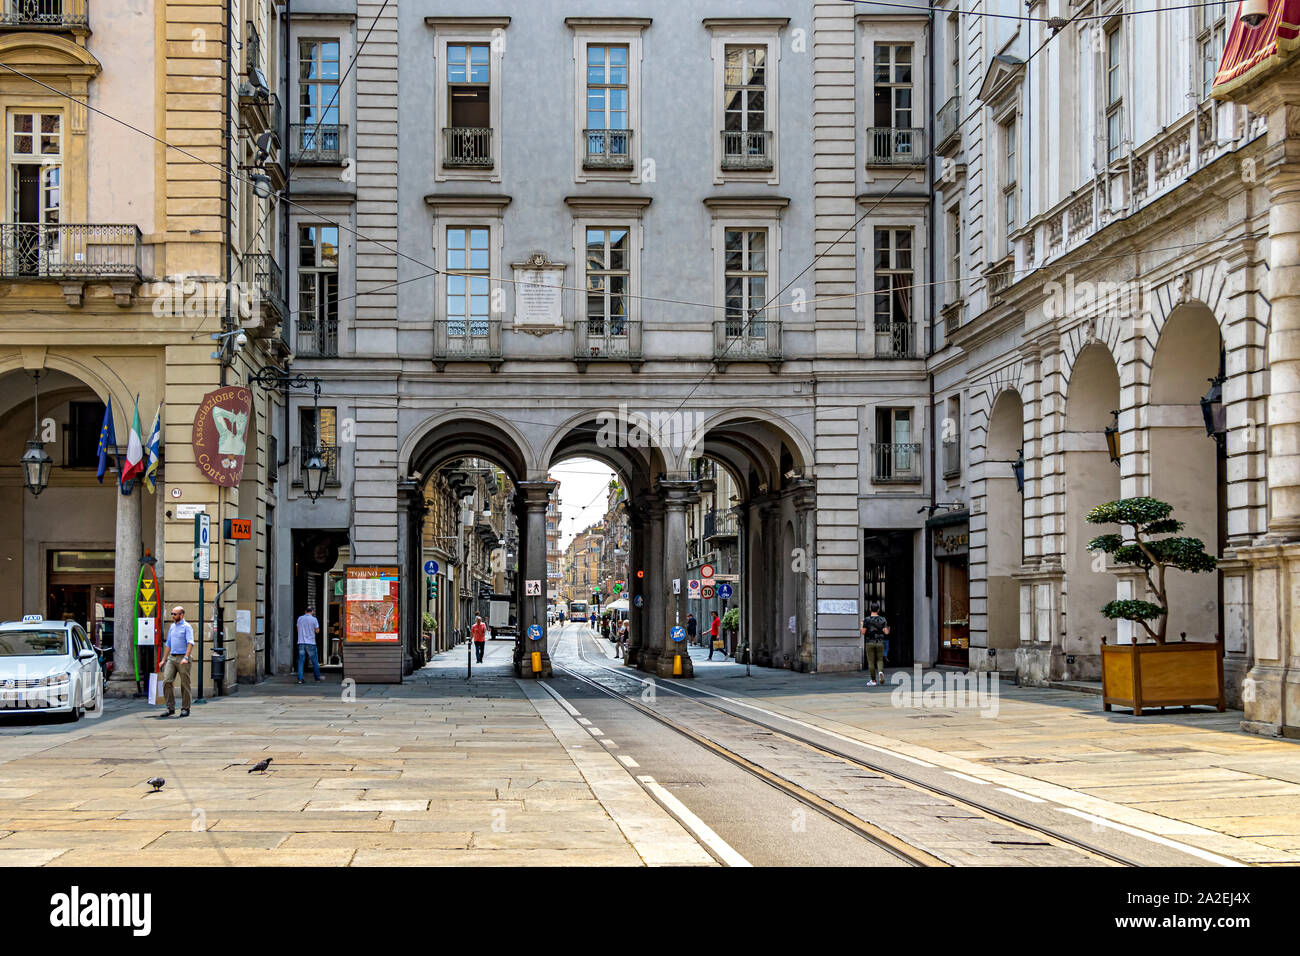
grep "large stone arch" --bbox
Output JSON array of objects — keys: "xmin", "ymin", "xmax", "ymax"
[{"xmin": 402, "ymin": 408, "xmax": 535, "ymax": 482}]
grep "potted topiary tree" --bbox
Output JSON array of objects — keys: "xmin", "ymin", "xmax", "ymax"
[{"xmin": 1085, "ymin": 496, "xmax": 1224, "ymax": 715}]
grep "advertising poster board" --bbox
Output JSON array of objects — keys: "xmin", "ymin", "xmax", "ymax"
[{"xmin": 342, "ymin": 565, "xmax": 403, "ymax": 684}]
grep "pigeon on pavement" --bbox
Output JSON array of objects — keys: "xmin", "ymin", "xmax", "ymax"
[
  {"xmin": 146, "ymin": 777, "xmax": 165, "ymax": 792},
  {"xmin": 248, "ymin": 758, "xmax": 273, "ymax": 773}
]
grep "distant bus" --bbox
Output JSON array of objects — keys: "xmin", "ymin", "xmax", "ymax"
[{"xmin": 569, "ymin": 601, "xmax": 588, "ymax": 622}]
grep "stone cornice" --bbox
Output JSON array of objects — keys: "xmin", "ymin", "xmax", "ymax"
[
  {"xmin": 424, "ymin": 194, "xmax": 513, "ymax": 210},
  {"xmin": 564, "ymin": 17, "xmax": 652, "ymax": 31},
  {"xmin": 425, "ymin": 16, "xmax": 511, "ymax": 30},
  {"xmin": 702, "ymin": 17, "xmax": 790, "ymax": 31}
]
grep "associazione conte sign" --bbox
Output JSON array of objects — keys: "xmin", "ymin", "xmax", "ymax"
[{"xmin": 191, "ymin": 386, "xmax": 255, "ymax": 487}]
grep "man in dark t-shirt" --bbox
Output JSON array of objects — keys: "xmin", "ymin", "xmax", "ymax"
[{"xmin": 861, "ymin": 604, "xmax": 890, "ymax": 685}]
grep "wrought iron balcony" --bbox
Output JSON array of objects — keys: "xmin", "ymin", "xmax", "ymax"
[
  {"xmin": 866, "ymin": 127, "xmax": 925, "ymax": 166},
  {"xmin": 434, "ymin": 317, "xmax": 502, "ymax": 370},
  {"xmin": 936, "ymin": 96, "xmax": 961, "ymax": 154},
  {"xmin": 291, "ymin": 444, "xmax": 341, "ymax": 487},
  {"xmin": 1, "ymin": 0, "xmax": 87, "ymax": 30},
  {"xmin": 296, "ymin": 310, "xmax": 338, "ymax": 358},
  {"xmin": 942, "ymin": 437, "xmax": 961, "ymax": 479},
  {"xmin": 871, "ymin": 442, "xmax": 923, "ymax": 483},
  {"xmin": 290, "ymin": 123, "xmax": 346, "ymax": 165},
  {"xmin": 0, "ymin": 223, "xmax": 141, "ymax": 281},
  {"xmin": 704, "ymin": 509, "xmax": 739, "ymax": 541},
  {"xmin": 240, "ymin": 252, "xmax": 285, "ymax": 327},
  {"xmin": 713, "ymin": 316, "xmax": 782, "ymax": 370},
  {"xmin": 443, "ymin": 127, "xmax": 493, "ymax": 168},
  {"xmin": 874, "ymin": 321, "xmax": 918, "ymax": 358},
  {"xmin": 721, "ymin": 129, "xmax": 773, "ymax": 171},
  {"xmin": 584, "ymin": 129, "xmax": 633, "ymax": 170},
  {"xmin": 574, "ymin": 316, "xmax": 642, "ymax": 370}
]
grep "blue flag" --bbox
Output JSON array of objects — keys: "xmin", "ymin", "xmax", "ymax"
[{"xmin": 96, "ymin": 397, "xmax": 117, "ymax": 484}]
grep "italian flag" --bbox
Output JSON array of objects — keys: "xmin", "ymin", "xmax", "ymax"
[{"xmin": 120, "ymin": 398, "xmax": 145, "ymax": 488}]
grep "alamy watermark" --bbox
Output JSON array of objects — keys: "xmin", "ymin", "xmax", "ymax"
[
  {"xmin": 595, "ymin": 404, "xmax": 707, "ymax": 457},
  {"xmin": 889, "ymin": 665, "xmax": 1000, "ymax": 718}
]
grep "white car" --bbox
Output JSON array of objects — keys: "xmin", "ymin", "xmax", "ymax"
[{"xmin": 0, "ymin": 617, "xmax": 102, "ymax": 722}]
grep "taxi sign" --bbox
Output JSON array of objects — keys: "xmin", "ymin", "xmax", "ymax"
[
  {"xmin": 527, "ymin": 624, "xmax": 543, "ymax": 641},
  {"xmin": 225, "ymin": 517, "xmax": 252, "ymax": 540},
  {"xmin": 21, "ymin": 614, "xmax": 41, "ymax": 623},
  {"xmin": 670, "ymin": 625, "xmax": 686, "ymax": 643}
]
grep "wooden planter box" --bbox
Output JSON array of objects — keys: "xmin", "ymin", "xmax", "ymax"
[{"xmin": 1101, "ymin": 637, "xmax": 1225, "ymax": 716}]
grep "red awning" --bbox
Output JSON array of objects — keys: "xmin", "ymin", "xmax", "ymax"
[{"xmin": 1213, "ymin": 0, "xmax": 1300, "ymax": 97}]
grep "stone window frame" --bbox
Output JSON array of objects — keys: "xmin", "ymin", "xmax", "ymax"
[
  {"xmin": 705, "ymin": 18, "xmax": 788, "ymax": 187},
  {"xmin": 565, "ymin": 195, "xmax": 651, "ymax": 339},
  {"xmin": 566, "ymin": 17, "xmax": 649, "ymax": 186},
  {"xmin": 705, "ymin": 197, "xmax": 787, "ymax": 337},
  {"xmin": 426, "ymin": 16, "xmax": 511, "ymax": 184},
  {"xmin": 425, "ymin": 194, "xmax": 510, "ymax": 331}
]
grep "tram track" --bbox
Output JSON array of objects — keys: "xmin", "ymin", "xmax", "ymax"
[{"xmin": 548, "ymin": 624, "xmax": 1142, "ymax": 868}]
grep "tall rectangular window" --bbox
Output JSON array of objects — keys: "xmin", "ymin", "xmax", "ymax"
[
  {"xmin": 873, "ymin": 228, "xmax": 912, "ymax": 327},
  {"xmin": 448, "ymin": 43, "xmax": 490, "ymax": 127},
  {"xmin": 724, "ymin": 46, "xmax": 767, "ymax": 134},
  {"xmin": 1199, "ymin": 3, "xmax": 1227, "ymax": 99},
  {"xmin": 586, "ymin": 227, "xmax": 629, "ymax": 337},
  {"xmin": 948, "ymin": 209, "xmax": 961, "ymax": 297},
  {"xmin": 299, "ymin": 406, "xmax": 338, "ymax": 484},
  {"xmin": 8, "ymin": 112, "xmax": 61, "ymax": 224},
  {"xmin": 873, "ymin": 44, "xmax": 913, "ymax": 129},
  {"xmin": 724, "ymin": 228, "xmax": 767, "ymax": 337},
  {"xmin": 943, "ymin": 395, "xmax": 961, "ymax": 477},
  {"xmin": 585, "ymin": 44, "xmax": 630, "ymax": 166},
  {"xmin": 874, "ymin": 407, "xmax": 916, "ymax": 480},
  {"xmin": 446, "ymin": 226, "xmax": 489, "ymax": 337},
  {"xmin": 1105, "ymin": 27, "xmax": 1123, "ymax": 163},
  {"xmin": 1002, "ymin": 118, "xmax": 1018, "ymax": 247},
  {"xmin": 297, "ymin": 224, "xmax": 339, "ymax": 356},
  {"xmin": 299, "ymin": 40, "xmax": 339, "ymax": 127}
]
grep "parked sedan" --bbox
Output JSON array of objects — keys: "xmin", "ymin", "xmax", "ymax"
[{"xmin": 0, "ymin": 617, "xmax": 102, "ymax": 722}]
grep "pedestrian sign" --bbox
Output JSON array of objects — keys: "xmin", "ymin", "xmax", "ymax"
[
  {"xmin": 670, "ymin": 625, "xmax": 686, "ymax": 643},
  {"xmin": 634, "ymin": 594, "xmax": 644, "ymax": 608},
  {"xmin": 717, "ymin": 582, "xmax": 734, "ymax": 600},
  {"xmin": 525, "ymin": 579, "xmax": 542, "ymax": 596},
  {"xmin": 527, "ymin": 624, "xmax": 543, "ymax": 641},
  {"xmin": 424, "ymin": 559, "xmax": 439, "ymax": 576}
]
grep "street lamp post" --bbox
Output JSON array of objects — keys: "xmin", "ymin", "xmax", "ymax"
[{"xmin": 248, "ymin": 367, "xmax": 328, "ymax": 500}]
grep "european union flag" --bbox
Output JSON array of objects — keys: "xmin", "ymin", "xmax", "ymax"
[{"xmin": 96, "ymin": 397, "xmax": 117, "ymax": 484}]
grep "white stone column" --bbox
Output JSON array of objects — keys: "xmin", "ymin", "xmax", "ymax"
[{"xmin": 657, "ymin": 480, "xmax": 696, "ymax": 678}]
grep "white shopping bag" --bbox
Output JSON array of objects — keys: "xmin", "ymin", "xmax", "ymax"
[{"xmin": 147, "ymin": 672, "xmax": 158, "ymax": 705}]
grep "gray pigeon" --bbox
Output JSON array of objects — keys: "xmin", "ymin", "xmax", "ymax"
[
  {"xmin": 146, "ymin": 777, "xmax": 164, "ymax": 792},
  {"xmin": 248, "ymin": 758, "xmax": 272, "ymax": 773}
]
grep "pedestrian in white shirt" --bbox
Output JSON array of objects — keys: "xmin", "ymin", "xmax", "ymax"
[{"xmin": 296, "ymin": 605, "xmax": 322, "ymax": 683}]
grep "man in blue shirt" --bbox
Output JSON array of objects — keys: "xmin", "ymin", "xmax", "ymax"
[
  {"xmin": 161, "ymin": 605, "xmax": 195, "ymax": 717},
  {"xmin": 296, "ymin": 605, "xmax": 322, "ymax": 683}
]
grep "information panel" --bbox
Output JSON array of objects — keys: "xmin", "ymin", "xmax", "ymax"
[{"xmin": 344, "ymin": 565, "xmax": 401, "ymax": 643}]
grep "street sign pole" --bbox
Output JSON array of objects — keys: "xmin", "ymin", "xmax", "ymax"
[{"xmin": 193, "ymin": 513, "xmax": 211, "ymax": 702}]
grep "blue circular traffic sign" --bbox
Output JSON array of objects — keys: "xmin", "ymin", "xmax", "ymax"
[
  {"xmin": 634, "ymin": 595, "xmax": 644, "ymax": 608},
  {"xmin": 527, "ymin": 624, "xmax": 543, "ymax": 641},
  {"xmin": 717, "ymin": 582, "xmax": 733, "ymax": 600},
  {"xmin": 424, "ymin": 560, "xmax": 439, "ymax": 576},
  {"xmin": 670, "ymin": 625, "xmax": 686, "ymax": 643}
]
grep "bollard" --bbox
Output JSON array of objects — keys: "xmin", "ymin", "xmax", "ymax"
[
  {"xmin": 531, "ymin": 650, "xmax": 542, "ymax": 673},
  {"xmin": 673, "ymin": 654, "xmax": 682, "ymax": 676}
]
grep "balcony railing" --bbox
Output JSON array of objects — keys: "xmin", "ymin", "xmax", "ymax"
[
  {"xmin": 704, "ymin": 509, "xmax": 739, "ymax": 541},
  {"xmin": 942, "ymin": 437, "xmax": 961, "ymax": 478},
  {"xmin": 296, "ymin": 310, "xmax": 338, "ymax": 358},
  {"xmin": 866, "ymin": 127, "xmax": 925, "ymax": 166},
  {"xmin": 290, "ymin": 123, "xmax": 346, "ymax": 165},
  {"xmin": 874, "ymin": 321, "xmax": 917, "ymax": 358},
  {"xmin": 1, "ymin": 0, "xmax": 87, "ymax": 29},
  {"xmin": 291, "ymin": 443, "xmax": 341, "ymax": 487},
  {"xmin": 936, "ymin": 96, "xmax": 961, "ymax": 153},
  {"xmin": 240, "ymin": 252, "xmax": 285, "ymax": 325},
  {"xmin": 584, "ymin": 129, "xmax": 633, "ymax": 170},
  {"xmin": 0, "ymin": 223, "xmax": 141, "ymax": 280},
  {"xmin": 433, "ymin": 317, "xmax": 502, "ymax": 369},
  {"xmin": 871, "ymin": 442, "xmax": 923, "ymax": 483},
  {"xmin": 713, "ymin": 316, "xmax": 782, "ymax": 368},
  {"xmin": 443, "ymin": 127, "xmax": 493, "ymax": 168},
  {"xmin": 721, "ymin": 129, "xmax": 773, "ymax": 171},
  {"xmin": 574, "ymin": 316, "xmax": 642, "ymax": 368}
]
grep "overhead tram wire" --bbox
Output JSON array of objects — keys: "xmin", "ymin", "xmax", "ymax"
[{"xmin": 833, "ymin": 0, "xmax": 1234, "ymax": 22}]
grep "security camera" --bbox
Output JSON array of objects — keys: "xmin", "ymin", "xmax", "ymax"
[{"xmin": 1242, "ymin": 0, "xmax": 1268, "ymax": 27}]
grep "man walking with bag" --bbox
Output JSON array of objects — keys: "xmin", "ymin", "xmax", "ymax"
[
  {"xmin": 160, "ymin": 606, "xmax": 194, "ymax": 718},
  {"xmin": 707, "ymin": 611, "xmax": 723, "ymax": 660},
  {"xmin": 862, "ymin": 603, "xmax": 890, "ymax": 685},
  {"xmin": 296, "ymin": 604, "xmax": 322, "ymax": 683}
]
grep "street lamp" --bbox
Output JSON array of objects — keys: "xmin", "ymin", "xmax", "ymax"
[
  {"xmin": 1011, "ymin": 448, "xmax": 1025, "ymax": 494},
  {"xmin": 1104, "ymin": 409, "xmax": 1122, "ymax": 466},
  {"xmin": 249, "ymin": 366, "xmax": 327, "ymax": 501},
  {"xmin": 1200, "ymin": 374, "xmax": 1227, "ymax": 449},
  {"xmin": 20, "ymin": 371, "xmax": 52, "ymax": 498}
]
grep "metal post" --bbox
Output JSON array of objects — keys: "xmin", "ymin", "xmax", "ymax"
[{"xmin": 197, "ymin": 579, "xmax": 205, "ymax": 700}]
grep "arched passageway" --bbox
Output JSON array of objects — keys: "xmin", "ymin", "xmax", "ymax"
[
  {"xmin": 1064, "ymin": 344, "xmax": 1122, "ymax": 676},
  {"xmin": 985, "ymin": 389, "xmax": 1024, "ymax": 652},
  {"xmin": 1149, "ymin": 304, "xmax": 1224, "ymax": 641}
]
